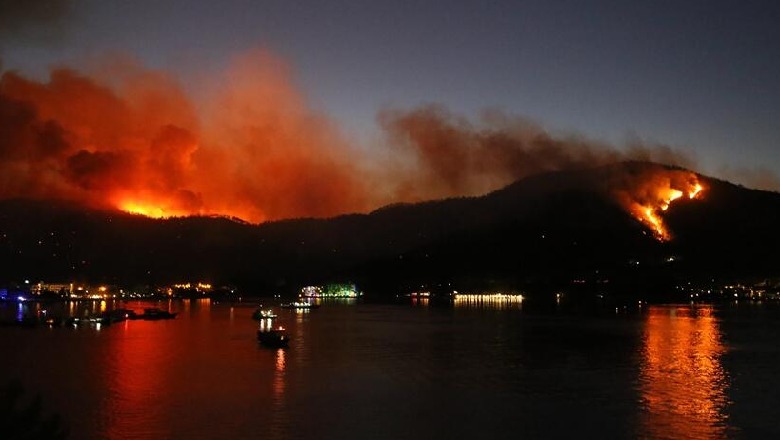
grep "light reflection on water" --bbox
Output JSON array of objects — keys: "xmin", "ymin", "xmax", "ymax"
[
  {"xmin": 639, "ymin": 305, "xmax": 731, "ymax": 438},
  {"xmin": 452, "ymin": 294, "xmax": 523, "ymax": 310},
  {"xmin": 103, "ymin": 311, "xmax": 171, "ymax": 439},
  {"xmin": 410, "ymin": 297, "xmax": 429, "ymax": 307},
  {"xmin": 310, "ymin": 298, "xmax": 358, "ymax": 306},
  {"xmin": 270, "ymin": 348, "xmax": 287, "ymax": 439},
  {"xmin": 1, "ymin": 298, "xmax": 777, "ymax": 439}
]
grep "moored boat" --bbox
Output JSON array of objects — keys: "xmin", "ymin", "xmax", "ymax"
[
  {"xmin": 279, "ymin": 301, "xmax": 320, "ymax": 310},
  {"xmin": 257, "ymin": 327, "xmax": 290, "ymax": 348},
  {"xmin": 110, "ymin": 308, "xmax": 138, "ymax": 321},
  {"xmin": 252, "ymin": 308, "xmax": 277, "ymax": 320},
  {"xmin": 139, "ymin": 308, "xmax": 177, "ymax": 320}
]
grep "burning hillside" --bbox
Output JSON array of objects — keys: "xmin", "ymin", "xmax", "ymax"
[
  {"xmin": 606, "ymin": 164, "xmax": 705, "ymax": 241},
  {"xmin": 1, "ymin": 51, "xmax": 701, "ymax": 223},
  {"xmin": 0, "ymin": 52, "xmax": 370, "ymax": 223},
  {"xmin": 3, "ymin": 161, "xmax": 780, "ymax": 293}
]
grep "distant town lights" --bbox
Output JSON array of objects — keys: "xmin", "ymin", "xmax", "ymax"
[{"xmin": 300, "ymin": 283, "xmax": 359, "ymax": 298}]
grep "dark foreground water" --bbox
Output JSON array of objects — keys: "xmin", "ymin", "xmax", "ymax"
[{"xmin": 1, "ymin": 298, "xmax": 779, "ymax": 439}]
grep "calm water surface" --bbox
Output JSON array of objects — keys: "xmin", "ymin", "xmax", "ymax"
[{"xmin": 1, "ymin": 299, "xmax": 779, "ymax": 439}]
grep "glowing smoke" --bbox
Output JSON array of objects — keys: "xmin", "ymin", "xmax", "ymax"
[
  {"xmin": 1, "ymin": 50, "xmax": 703, "ymax": 223},
  {"xmin": 0, "ymin": 51, "xmax": 371, "ymax": 222},
  {"xmin": 603, "ymin": 164, "xmax": 705, "ymax": 240}
]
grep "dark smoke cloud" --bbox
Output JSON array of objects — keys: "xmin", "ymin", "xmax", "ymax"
[
  {"xmin": 0, "ymin": 50, "xmax": 707, "ymax": 223},
  {"xmin": 0, "ymin": 64, "xmax": 205, "ymax": 212},
  {"xmin": 0, "ymin": 91, "xmax": 73, "ymax": 199},
  {"xmin": 65, "ymin": 150, "xmax": 133, "ymax": 190},
  {"xmin": 379, "ymin": 104, "xmax": 695, "ymax": 202}
]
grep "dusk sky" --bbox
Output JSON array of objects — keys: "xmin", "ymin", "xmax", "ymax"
[{"xmin": 1, "ymin": 0, "xmax": 779, "ymax": 220}]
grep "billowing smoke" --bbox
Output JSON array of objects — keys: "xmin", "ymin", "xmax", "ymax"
[
  {"xmin": 1, "ymin": 50, "xmax": 704, "ymax": 223},
  {"xmin": 195, "ymin": 51, "xmax": 370, "ymax": 221},
  {"xmin": 0, "ymin": 51, "xmax": 370, "ymax": 222},
  {"xmin": 379, "ymin": 105, "xmax": 695, "ymax": 202}
]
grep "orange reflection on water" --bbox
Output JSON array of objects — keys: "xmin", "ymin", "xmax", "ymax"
[
  {"xmin": 267, "ymin": 347, "xmax": 288, "ymax": 440},
  {"xmin": 104, "ymin": 305, "xmax": 172, "ymax": 439},
  {"xmin": 274, "ymin": 348, "xmax": 286, "ymax": 399},
  {"xmin": 259, "ymin": 317, "xmax": 274, "ymax": 331},
  {"xmin": 639, "ymin": 305, "xmax": 731, "ymax": 438},
  {"xmin": 410, "ymin": 297, "xmax": 429, "ymax": 307}
]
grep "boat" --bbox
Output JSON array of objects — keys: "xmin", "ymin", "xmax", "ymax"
[
  {"xmin": 138, "ymin": 308, "xmax": 177, "ymax": 320},
  {"xmin": 257, "ymin": 327, "xmax": 290, "ymax": 348},
  {"xmin": 64, "ymin": 314, "xmax": 109, "ymax": 326},
  {"xmin": 94, "ymin": 308, "xmax": 137, "ymax": 323},
  {"xmin": 110, "ymin": 308, "xmax": 138, "ymax": 321},
  {"xmin": 87, "ymin": 315, "xmax": 111, "ymax": 325},
  {"xmin": 43, "ymin": 316, "xmax": 64, "ymax": 327},
  {"xmin": 280, "ymin": 301, "xmax": 320, "ymax": 310},
  {"xmin": 64, "ymin": 316, "xmax": 82, "ymax": 326},
  {"xmin": 251, "ymin": 308, "xmax": 277, "ymax": 320}
]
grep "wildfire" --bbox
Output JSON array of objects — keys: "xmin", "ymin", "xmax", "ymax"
[
  {"xmin": 659, "ymin": 189, "xmax": 683, "ymax": 211},
  {"xmin": 0, "ymin": 53, "xmax": 716, "ymax": 225},
  {"xmin": 623, "ymin": 171, "xmax": 705, "ymax": 241},
  {"xmin": 690, "ymin": 183, "xmax": 703, "ymax": 199},
  {"xmin": 116, "ymin": 196, "xmax": 199, "ymax": 219},
  {"xmin": 120, "ymin": 201, "xmax": 169, "ymax": 219}
]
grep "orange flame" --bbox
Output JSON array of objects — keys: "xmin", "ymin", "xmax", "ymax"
[
  {"xmin": 689, "ymin": 183, "xmax": 703, "ymax": 199},
  {"xmin": 112, "ymin": 190, "xmax": 203, "ymax": 220},
  {"xmin": 119, "ymin": 201, "xmax": 179, "ymax": 219},
  {"xmin": 0, "ymin": 51, "xmax": 370, "ymax": 224},
  {"xmin": 0, "ymin": 51, "xmax": 704, "ymax": 224},
  {"xmin": 620, "ymin": 170, "xmax": 705, "ymax": 241},
  {"xmin": 120, "ymin": 202, "xmax": 167, "ymax": 219}
]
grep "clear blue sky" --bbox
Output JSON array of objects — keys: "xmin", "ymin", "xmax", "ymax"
[{"xmin": 2, "ymin": 0, "xmax": 779, "ymax": 187}]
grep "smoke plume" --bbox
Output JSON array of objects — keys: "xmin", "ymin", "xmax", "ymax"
[
  {"xmin": 1, "ymin": 50, "xmax": 702, "ymax": 222},
  {"xmin": 378, "ymin": 105, "xmax": 694, "ymax": 202},
  {"xmin": 0, "ymin": 51, "xmax": 371, "ymax": 222}
]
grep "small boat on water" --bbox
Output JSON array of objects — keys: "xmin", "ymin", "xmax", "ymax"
[
  {"xmin": 280, "ymin": 301, "xmax": 320, "ymax": 310},
  {"xmin": 111, "ymin": 308, "xmax": 138, "ymax": 321},
  {"xmin": 138, "ymin": 308, "xmax": 177, "ymax": 320},
  {"xmin": 43, "ymin": 316, "xmax": 64, "ymax": 326},
  {"xmin": 252, "ymin": 308, "xmax": 277, "ymax": 320},
  {"xmin": 97, "ymin": 308, "xmax": 137, "ymax": 323},
  {"xmin": 64, "ymin": 315, "xmax": 109, "ymax": 326},
  {"xmin": 257, "ymin": 327, "xmax": 290, "ymax": 348}
]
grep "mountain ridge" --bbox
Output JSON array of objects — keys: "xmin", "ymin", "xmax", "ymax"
[{"xmin": 1, "ymin": 161, "xmax": 778, "ymax": 298}]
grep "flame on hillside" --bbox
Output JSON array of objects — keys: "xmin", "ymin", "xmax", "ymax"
[
  {"xmin": 0, "ymin": 51, "xmax": 370, "ymax": 223},
  {"xmin": 0, "ymin": 51, "xmax": 704, "ymax": 223},
  {"xmin": 119, "ymin": 201, "xmax": 177, "ymax": 219},
  {"xmin": 614, "ymin": 169, "xmax": 705, "ymax": 241}
]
